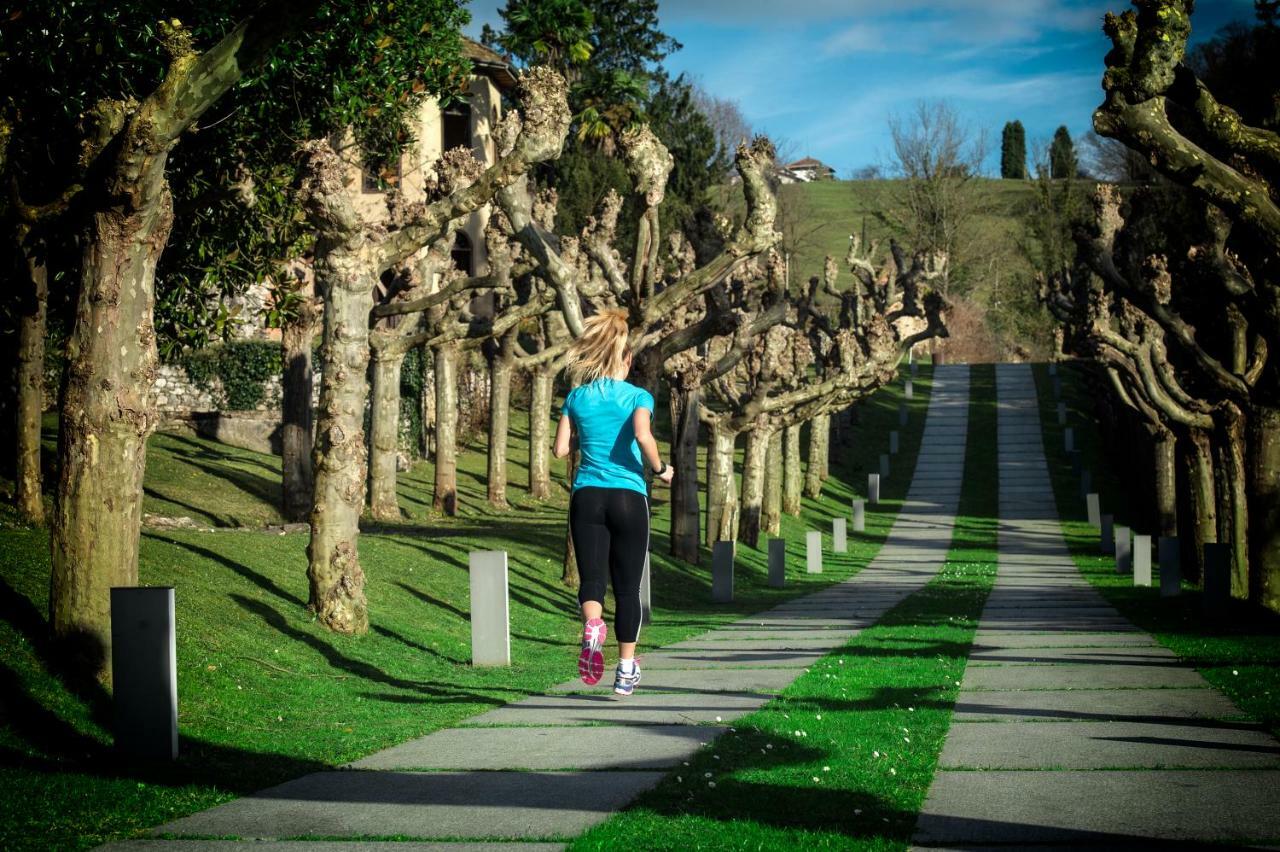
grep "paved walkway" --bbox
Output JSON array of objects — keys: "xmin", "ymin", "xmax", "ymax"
[
  {"xmin": 912, "ymin": 364, "xmax": 1280, "ymax": 849},
  {"xmin": 101, "ymin": 367, "xmax": 971, "ymax": 850}
]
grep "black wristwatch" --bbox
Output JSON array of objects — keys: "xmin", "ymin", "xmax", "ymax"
[{"xmin": 654, "ymin": 462, "xmax": 669, "ymax": 476}]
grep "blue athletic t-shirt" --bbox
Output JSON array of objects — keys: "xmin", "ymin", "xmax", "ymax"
[{"xmin": 562, "ymin": 378, "xmax": 655, "ymax": 495}]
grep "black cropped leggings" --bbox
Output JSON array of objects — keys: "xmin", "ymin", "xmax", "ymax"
[{"xmin": 569, "ymin": 486, "xmax": 650, "ymax": 643}]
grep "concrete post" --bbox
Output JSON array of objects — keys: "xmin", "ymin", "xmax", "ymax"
[
  {"xmin": 768, "ymin": 538, "xmax": 785, "ymax": 588},
  {"xmin": 1158, "ymin": 536, "xmax": 1181, "ymax": 597},
  {"xmin": 868, "ymin": 473, "xmax": 881, "ymax": 505},
  {"xmin": 1202, "ymin": 543, "xmax": 1230, "ymax": 615},
  {"xmin": 905, "ymin": 379, "xmax": 914, "ymax": 400},
  {"xmin": 879, "ymin": 453, "xmax": 890, "ymax": 480},
  {"xmin": 1064, "ymin": 427, "xmax": 1074, "ymax": 454},
  {"xmin": 806, "ymin": 530, "xmax": 822, "ymax": 574},
  {"xmin": 889, "ymin": 430, "xmax": 900, "ymax": 455},
  {"xmin": 851, "ymin": 499, "xmax": 866, "ymax": 532},
  {"xmin": 1056, "ymin": 402, "xmax": 1066, "ymax": 426},
  {"xmin": 833, "ymin": 517, "xmax": 847, "ymax": 553},
  {"xmin": 110, "ymin": 587, "xmax": 178, "ymax": 760},
  {"xmin": 898, "ymin": 403, "xmax": 908, "ymax": 427},
  {"xmin": 1115, "ymin": 525, "xmax": 1131, "ymax": 573},
  {"xmin": 469, "ymin": 551, "xmax": 511, "ymax": 666},
  {"xmin": 1086, "ymin": 492, "xmax": 1101, "ymax": 527},
  {"xmin": 712, "ymin": 541, "xmax": 735, "ymax": 603},
  {"xmin": 1100, "ymin": 514, "xmax": 1115, "ymax": 555},
  {"xmin": 1133, "ymin": 534, "xmax": 1152, "ymax": 587}
]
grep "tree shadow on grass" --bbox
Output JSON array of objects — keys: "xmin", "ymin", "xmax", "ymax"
[{"xmin": 150, "ymin": 534, "xmax": 305, "ymax": 607}]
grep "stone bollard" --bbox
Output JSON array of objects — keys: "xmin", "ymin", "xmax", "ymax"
[
  {"xmin": 889, "ymin": 430, "xmax": 900, "ymax": 455},
  {"xmin": 1049, "ymin": 362, "xmax": 1058, "ymax": 377},
  {"xmin": 640, "ymin": 552, "xmax": 652, "ymax": 626},
  {"xmin": 1063, "ymin": 427, "xmax": 1075, "ymax": 454},
  {"xmin": 905, "ymin": 379, "xmax": 914, "ymax": 400},
  {"xmin": 898, "ymin": 403, "xmax": 908, "ymax": 427},
  {"xmin": 712, "ymin": 541, "xmax": 735, "ymax": 602},
  {"xmin": 469, "ymin": 551, "xmax": 511, "ymax": 666},
  {"xmin": 910, "ymin": 361, "xmax": 918, "ymax": 377},
  {"xmin": 868, "ymin": 473, "xmax": 881, "ymax": 505},
  {"xmin": 1086, "ymin": 492, "xmax": 1101, "ymax": 527},
  {"xmin": 1134, "ymin": 535, "xmax": 1152, "ymax": 587},
  {"xmin": 1202, "ymin": 543, "xmax": 1231, "ymax": 615},
  {"xmin": 1158, "ymin": 536, "xmax": 1181, "ymax": 597},
  {"xmin": 1100, "ymin": 514, "xmax": 1115, "ymax": 555},
  {"xmin": 879, "ymin": 453, "xmax": 890, "ymax": 480},
  {"xmin": 768, "ymin": 538, "xmax": 786, "ymax": 588},
  {"xmin": 806, "ymin": 530, "xmax": 822, "ymax": 574},
  {"xmin": 1079, "ymin": 469, "xmax": 1092, "ymax": 499},
  {"xmin": 1115, "ymin": 525, "xmax": 1132, "ymax": 573},
  {"xmin": 1056, "ymin": 402, "xmax": 1067, "ymax": 426},
  {"xmin": 852, "ymin": 498, "xmax": 866, "ymax": 532},
  {"xmin": 833, "ymin": 517, "xmax": 847, "ymax": 553},
  {"xmin": 111, "ymin": 587, "xmax": 178, "ymax": 760}
]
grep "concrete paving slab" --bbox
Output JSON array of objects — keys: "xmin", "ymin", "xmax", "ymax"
[
  {"xmin": 566, "ymin": 667, "xmax": 801, "ymax": 694},
  {"xmin": 940, "ymin": 720, "xmax": 1280, "ymax": 769},
  {"xmin": 913, "ymin": 770, "xmax": 1280, "ymax": 846},
  {"xmin": 460, "ymin": 691, "xmax": 770, "ymax": 725},
  {"xmin": 970, "ymin": 632, "xmax": 1157, "ymax": 648},
  {"xmin": 663, "ymin": 637, "xmax": 849, "ymax": 651},
  {"xmin": 153, "ymin": 770, "xmax": 665, "ymax": 841},
  {"xmin": 967, "ymin": 645, "xmax": 1179, "ymax": 664},
  {"xmin": 105, "ymin": 843, "xmax": 564, "ymax": 852},
  {"xmin": 348, "ymin": 725, "xmax": 718, "ymax": 770},
  {"xmin": 952, "ymin": 685, "xmax": 1245, "ymax": 724},
  {"xmin": 963, "ymin": 662, "xmax": 1209, "ymax": 691},
  {"xmin": 669, "ymin": 629, "xmax": 861, "ymax": 642},
  {"xmin": 637, "ymin": 649, "xmax": 826, "ymax": 669}
]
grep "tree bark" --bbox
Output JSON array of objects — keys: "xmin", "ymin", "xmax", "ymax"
[
  {"xmin": 737, "ymin": 422, "xmax": 769, "ymax": 548},
  {"xmin": 815, "ymin": 413, "xmax": 831, "ymax": 480},
  {"xmin": 705, "ymin": 421, "xmax": 737, "ymax": 547},
  {"xmin": 433, "ymin": 341, "xmax": 459, "ymax": 515},
  {"xmin": 280, "ymin": 301, "xmax": 319, "ymax": 522},
  {"xmin": 669, "ymin": 386, "xmax": 702, "ymax": 562},
  {"xmin": 1153, "ymin": 428, "xmax": 1177, "ymax": 539},
  {"xmin": 782, "ymin": 423, "xmax": 802, "ymax": 515},
  {"xmin": 15, "ymin": 238, "xmax": 47, "ymax": 526},
  {"xmin": 306, "ymin": 250, "xmax": 374, "ymax": 636},
  {"xmin": 51, "ymin": 183, "xmax": 171, "ymax": 679},
  {"xmin": 368, "ymin": 349, "xmax": 405, "ymax": 521},
  {"xmin": 486, "ymin": 332, "xmax": 515, "ymax": 509},
  {"xmin": 763, "ymin": 428, "xmax": 782, "ymax": 536},
  {"xmin": 804, "ymin": 417, "xmax": 828, "ymax": 499},
  {"xmin": 1185, "ymin": 428, "xmax": 1218, "ymax": 585},
  {"xmin": 418, "ymin": 343, "xmax": 434, "ymax": 458},
  {"xmin": 528, "ymin": 365, "xmax": 555, "ymax": 500},
  {"xmin": 1216, "ymin": 407, "xmax": 1250, "ymax": 600},
  {"xmin": 1251, "ymin": 406, "xmax": 1280, "ymax": 613}
]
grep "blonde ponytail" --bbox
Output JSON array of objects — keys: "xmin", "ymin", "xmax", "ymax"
[{"xmin": 565, "ymin": 308, "xmax": 631, "ymax": 384}]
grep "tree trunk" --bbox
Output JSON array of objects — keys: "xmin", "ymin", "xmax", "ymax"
[
  {"xmin": 418, "ymin": 343, "xmax": 434, "ymax": 458},
  {"xmin": 1251, "ymin": 406, "xmax": 1280, "ymax": 613},
  {"xmin": 306, "ymin": 250, "xmax": 374, "ymax": 636},
  {"xmin": 763, "ymin": 428, "xmax": 783, "ymax": 535},
  {"xmin": 804, "ymin": 417, "xmax": 828, "ymax": 499},
  {"xmin": 815, "ymin": 413, "xmax": 831, "ymax": 480},
  {"xmin": 669, "ymin": 386, "xmax": 702, "ymax": 563},
  {"xmin": 15, "ymin": 238, "xmax": 47, "ymax": 526},
  {"xmin": 782, "ymin": 423, "xmax": 802, "ymax": 515},
  {"xmin": 705, "ymin": 421, "xmax": 737, "ymax": 547},
  {"xmin": 1153, "ymin": 428, "xmax": 1177, "ymax": 539},
  {"xmin": 528, "ymin": 365, "xmax": 554, "ymax": 500},
  {"xmin": 1216, "ymin": 407, "xmax": 1250, "ymax": 600},
  {"xmin": 280, "ymin": 304, "xmax": 319, "ymax": 523},
  {"xmin": 737, "ymin": 423, "xmax": 770, "ymax": 548},
  {"xmin": 51, "ymin": 185, "xmax": 172, "ymax": 680},
  {"xmin": 486, "ymin": 333, "xmax": 515, "ymax": 509},
  {"xmin": 368, "ymin": 349, "xmax": 405, "ymax": 522},
  {"xmin": 433, "ymin": 341, "xmax": 459, "ymax": 515},
  {"xmin": 1185, "ymin": 428, "xmax": 1218, "ymax": 585}
]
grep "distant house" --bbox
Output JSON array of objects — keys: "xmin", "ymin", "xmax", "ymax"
[{"xmin": 780, "ymin": 156, "xmax": 837, "ymax": 183}]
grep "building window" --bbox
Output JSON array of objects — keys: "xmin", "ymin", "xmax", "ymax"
[
  {"xmin": 452, "ymin": 231, "xmax": 473, "ymax": 276},
  {"xmin": 361, "ymin": 156, "xmax": 402, "ymax": 194},
  {"xmin": 442, "ymin": 103, "xmax": 471, "ymax": 154}
]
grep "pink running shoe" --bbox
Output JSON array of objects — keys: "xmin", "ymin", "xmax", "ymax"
[{"xmin": 578, "ymin": 618, "xmax": 607, "ymax": 685}]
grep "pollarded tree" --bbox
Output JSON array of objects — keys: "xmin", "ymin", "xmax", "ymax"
[
  {"xmin": 1093, "ymin": 0, "xmax": 1280, "ymax": 610},
  {"xmin": 300, "ymin": 67, "xmax": 572, "ymax": 634}
]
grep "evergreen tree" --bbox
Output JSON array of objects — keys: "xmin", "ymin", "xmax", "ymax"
[
  {"xmin": 1000, "ymin": 120, "xmax": 1027, "ymax": 179},
  {"xmin": 1049, "ymin": 125, "xmax": 1077, "ymax": 179}
]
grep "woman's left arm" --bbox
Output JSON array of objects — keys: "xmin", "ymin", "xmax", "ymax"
[{"xmin": 553, "ymin": 414, "xmax": 574, "ymax": 459}]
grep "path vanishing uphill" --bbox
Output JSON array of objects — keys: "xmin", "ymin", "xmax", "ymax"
[
  {"xmin": 99, "ymin": 367, "xmax": 970, "ymax": 850},
  {"xmin": 912, "ymin": 364, "xmax": 1280, "ymax": 850}
]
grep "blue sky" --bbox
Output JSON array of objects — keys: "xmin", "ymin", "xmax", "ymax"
[{"xmin": 463, "ymin": 0, "xmax": 1260, "ymax": 176}]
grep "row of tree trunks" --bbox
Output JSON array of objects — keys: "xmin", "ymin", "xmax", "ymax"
[
  {"xmin": 280, "ymin": 298, "xmax": 320, "ymax": 523},
  {"xmin": 15, "ymin": 237, "xmax": 47, "ymax": 526},
  {"xmin": 782, "ymin": 423, "xmax": 802, "ymax": 515},
  {"xmin": 486, "ymin": 331, "xmax": 516, "ymax": 509},
  {"xmin": 527, "ymin": 365, "xmax": 555, "ymax": 500},
  {"xmin": 368, "ymin": 350, "xmax": 406, "ymax": 522},
  {"xmin": 51, "ymin": 190, "xmax": 172, "ymax": 679},
  {"xmin": 432, "ymin": 342, "xmax": 460, "ymax": 515},
  {"xmin": 669, "ymin": 387, "xmax": 702, "ymax": 562}
]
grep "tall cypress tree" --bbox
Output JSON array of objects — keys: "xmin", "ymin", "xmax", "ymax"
[
  {"xmin": 1050, "ymin": 125, "xmax": 1077, "ymax": 179},
  {"xmin": 1001, "ymin": 120, "xmax": 1027, "ymax": 179}
]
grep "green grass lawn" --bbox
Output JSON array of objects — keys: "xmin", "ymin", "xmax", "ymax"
[
  {"xmin": 0, "ymin": 366, "xmax": 932, "ymax": 850},
  {"xmin": 571, "ymin": 365, "xmax": 998, "ymax": 850},
  {"xmin": 1031, "ymin": 361, "xmax": 1280, "ymax": 737}
]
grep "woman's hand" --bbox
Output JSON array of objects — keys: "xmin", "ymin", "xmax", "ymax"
[{"xmin": 657, "ymin": 465, "xmax": 676, "ymax": 486}]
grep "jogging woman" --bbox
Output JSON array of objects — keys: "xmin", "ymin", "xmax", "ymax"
[{"xmin": 553, "ymin": 309, "xmax": 675, "ymax": 696}]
